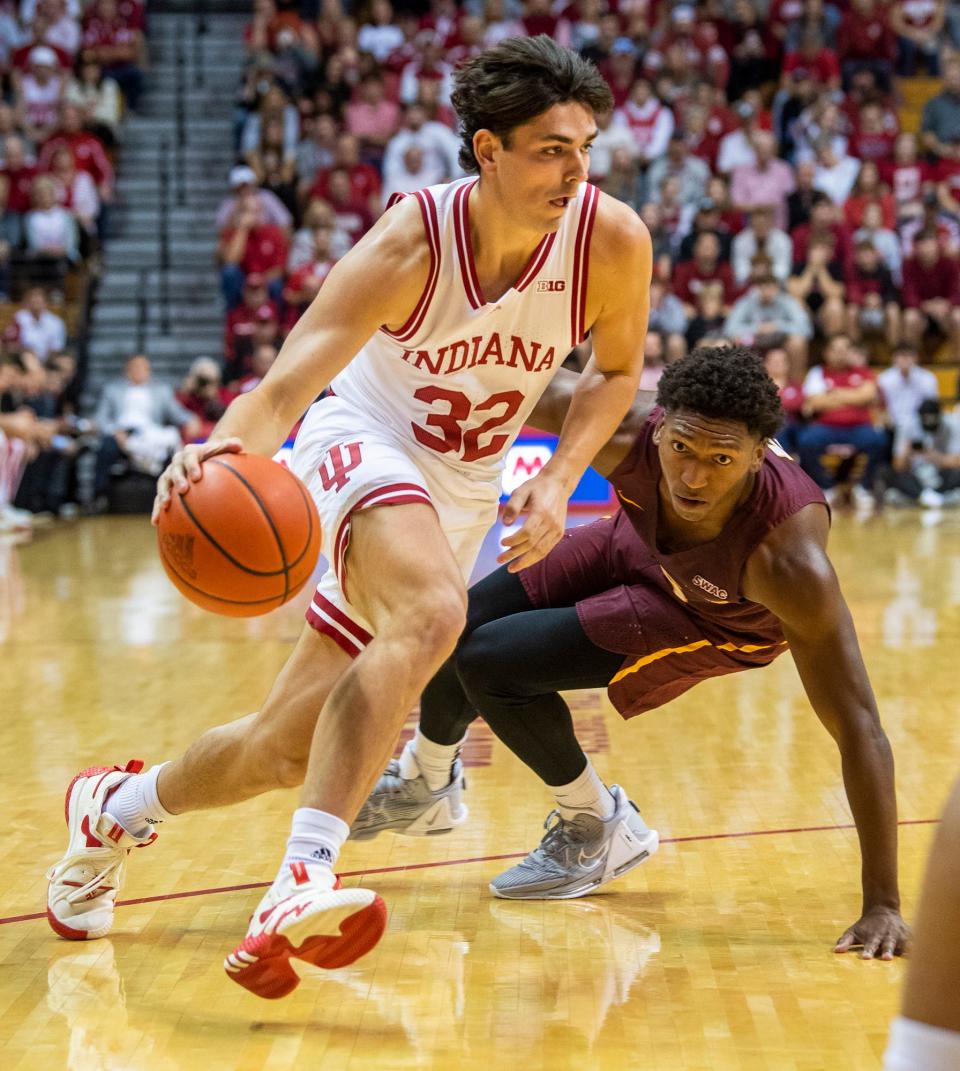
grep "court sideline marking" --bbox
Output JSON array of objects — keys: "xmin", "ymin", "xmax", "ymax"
[{"xmin": 1, "ymin": 817, "xmax": 937, "ymax": 928}]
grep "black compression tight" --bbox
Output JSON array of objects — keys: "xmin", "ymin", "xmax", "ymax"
[{"xmin": 418, "ymin": 566, "xmax": 624, "ymax": 786}]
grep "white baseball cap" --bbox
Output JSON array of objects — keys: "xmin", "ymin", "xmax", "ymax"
[
  {"xmin": 29, "ymin": 45, "xmax": 59, "ymax": 67},
  {"xmin": 229, "ymin": 164, "xmax": 258, "ymax": 188}
]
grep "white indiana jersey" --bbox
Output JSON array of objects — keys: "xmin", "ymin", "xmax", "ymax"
[{"xmin": 329, "ymin": 175, "xmax": 600, "ymax": 479}]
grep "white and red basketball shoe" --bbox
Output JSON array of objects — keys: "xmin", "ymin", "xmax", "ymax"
[
  {"xmin": 224, "ymin": 862, "xmax": 387, "ymax": 999},
  {"xmin": 46, "ymin": 760, "xmax": 157, "ymax": 940}
]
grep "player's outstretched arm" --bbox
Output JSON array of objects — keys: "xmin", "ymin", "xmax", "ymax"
[
  {"xmin": 152, "ymin": 199, "xmax": 431, "ymax": 522},
  {"xmin": 499, "ymin": 196, "xmax": 651, "ymax": 571},
  {"xmin": 526, "ymin": 364, "xmax": 656, "ymax": 476},
  {"xmin": 743, "ymin": 503, "xmax": 909, "ymax": 959}
]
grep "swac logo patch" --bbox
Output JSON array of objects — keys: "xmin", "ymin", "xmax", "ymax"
[
  {"xmin": 536, "ymin": 279, "xmax": 567, "ymax": 292},
  {"xmin": 693, "ymin": 574, "xmax": 728, "ymax": 601}
]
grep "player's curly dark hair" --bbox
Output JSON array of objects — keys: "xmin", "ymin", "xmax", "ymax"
[
  {"xmin": 656, "ymin": 346, "xmax": 784, "ymax": 441},
  {"xmin": 451, "ymin": 36, "xmax": 613, "ymax": 173}
]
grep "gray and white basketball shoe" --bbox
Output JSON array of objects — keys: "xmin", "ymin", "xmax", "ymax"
[
  {"xmin": 350, "ymin": 755, "xmax": 468, "ymax": 841},
  {"xmin": 490, "ymin": 785, "xmax": 658, "ymax": 900}
]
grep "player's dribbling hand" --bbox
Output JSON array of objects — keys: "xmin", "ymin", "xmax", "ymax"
[
  {"xmin": 151, "ymin": 438, "xmax": 244, "ymax": 525},
  {"xmin": 834, "ymin": 905, "xmax": 911, "ymax": 961},
  {"xmin": 497, "ymin": 471, "xmax": 569, "ymax": 574}
]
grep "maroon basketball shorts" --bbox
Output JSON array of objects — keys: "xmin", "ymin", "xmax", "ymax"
[{"xmin": 518, "ymin": 515, "xmax": 787, "ymax": 719}]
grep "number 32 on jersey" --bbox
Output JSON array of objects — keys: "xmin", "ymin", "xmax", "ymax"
[{"xmin": 412, "ymin": 386, "xmax": 524, "ymax": 463}]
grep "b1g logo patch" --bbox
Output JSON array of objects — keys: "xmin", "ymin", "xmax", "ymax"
[{"xmin": 536, "ymin": 279, "xmax": 566, "ymax": 292}]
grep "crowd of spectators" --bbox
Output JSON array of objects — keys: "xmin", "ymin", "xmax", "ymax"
[
  {"xmin": 6, "ymin": 0, "xmax": 960, "ymax": 528},
  {"xmin": 0, "ymin": 0, "xmax": 145, "ymax": 530},
  {"xmin": 204, "ymin": 0, "xmax": 960, "ymax": 514}
]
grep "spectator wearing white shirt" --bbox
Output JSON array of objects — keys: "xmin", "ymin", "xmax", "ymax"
[
  {"xmin": 357, "ymin": 0, "xmax": 404, "ymax": 62},
  {"xmin": 24, "ymin": 173, "xmax": 79, "ymax": 262},
  {"xmin": 215, "ymin": 164, "xmax": 292, "ymax": 234},
  {"xmin": 588, "ymin": 108, "xmax": 636, "ymax": 182},
  {"xmin": 731, "ymin": 205, "xmax": 793, "ymax": 284},
  {"xmin": 13, "ymin": 286, "xmax": 66, "ymax": 362},
  {"xmin": 645, "ymin": 134, "xmax": 712, "ymax": 208},
  {"xmin": 877, "ymin": 346, "xmax": 941, "ymax": 452},
  {"xmin": 398, "ymin": 34, "xmax": 454, "ymax": 106},
  {"xmin": 382, "ymin": 103, "xmax": 462, "ymax": 193},
  {"xmin": 716, "ymin": 100, "xmax": 761, "ymax": 174},
  {"xmin": 49, "ymin": 144, "xmax": 98, "ymax": 235},
  {"xmin": 40, "ymin": 0, "xmax": 81, "ymax": 58},
  {"xmin": 813, "ymin": 137, "xmax": 861, "ymax": 205},
  {"xmin": 612, "ymin": 79, "xmax": 674, "ymax": 166}
]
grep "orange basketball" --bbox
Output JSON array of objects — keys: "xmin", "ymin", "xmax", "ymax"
[{"xmin": 156, "ymin": 453, "xmax": 321, "ymax": 617}]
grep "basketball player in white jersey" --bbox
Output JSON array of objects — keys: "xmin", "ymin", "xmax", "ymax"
[{"xmin": 44, "ymin": 36, "xmax": 652, "ymax": 997}]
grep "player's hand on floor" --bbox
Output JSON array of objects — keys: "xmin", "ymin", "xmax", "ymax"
[
  {"xmin": 497, "ymin": 471, "xmax": 570, "ymax": 573},
  {"xmin": 152, "ymin": 438, "xmax": 244, "ymax": 525},
  {"xmin": 834, "ymin": 905, "xmax": 911, "ymax": 960}
]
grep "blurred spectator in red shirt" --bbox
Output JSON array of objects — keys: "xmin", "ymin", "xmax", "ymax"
[
  {"xmin": 223, "ymin": 273, "xmax": 276, "ymax": 363},
  {"xmin": 0, "ymin": 135, "xmax": 38, "ymax": 247},
  {"xmin": 81, "ymin": 0, "xmax": 144, "ymax": 110},
  {"xmin": 887, "ymin": 130, "xmax": 937, "ymax": 212},
  {"xmin": 673, "ymin": 232, "xmax": 739, "ymax": 316},
  {"xmin": 902, "ymin": 230, "xmax": 960, "ymax": 360},
  {"xmin": 890, "ymin": 0, "xmax": 945, "ymax": 77},
  {"xmin": 325, "ymin": 167, "xmax": 374, "ymax": 246},
  {"xmin": 846, "ymin": 238, "xmax": 901, "ymax": 348},
  {"xmin": 177, "ymin": 358, "xmax": 235, "ymax": 442},
  {"xmin": 232, "ymin": 342, "xmax": 278, "ymax": 396},
  {"xmin": 837, "ymin": 0, "xmax": 896, "ymax": 91},
  {"xmin": 796, "ymin": 335, "xmax": 885, "ymax": 506},
  {"xmin": 791, "ymin": 193, "xmax": 853, "ymax": 275},
  {"xmin": 48, "ymin": 144, "xmax": 99, "ymax": 237},
  {"xmin": 602, "ymin": 38, "xmax": 640, "ymax": 109},
  {"xmin": 217, "ymin": 192, "xmax": 289, "ymax": 308},
  {"xmin": 783, "ymin": 28, "xmax": 841, "ymax": 92},
  {"xmin": 843, "ymin": 161, "xmax": 896, "ymax": 230},
  {"xmin": 38, "ymin": 101, "xmax": 114, "ymax": 205},
  {"xmin": 283, "ymin": 220, "xmax": 336, "ymax": 313},
  {"xmin": 849, "ymin": 102, "xmax": 897, "ymax": 168},
  {"xmin": 307, "ymin": 133, "xmax": 382, "ymax": 219}
]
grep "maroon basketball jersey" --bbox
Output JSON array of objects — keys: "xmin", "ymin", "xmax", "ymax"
[{"xmin": 605, "ymin": 410, "xmax": 828, "ymax": 639}]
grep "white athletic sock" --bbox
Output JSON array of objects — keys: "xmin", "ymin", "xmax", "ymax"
[
  {"xmin": 281, "ymin": 807, "xmax": 349, "ymax": 870},
  {"xmin": 403, "ymin": 727, "xmax": 464, "ymax": 791},
  {"xmin": 549, "ymin": 761, "xmax": 616, "ymax": 821},
  {"xmin": 885, "ymin": 1017, "xmax": 960, "ymax": 1071},
  {"xmin": 103, "ymin": 763, "xmax": 174, "ymax": 837}
]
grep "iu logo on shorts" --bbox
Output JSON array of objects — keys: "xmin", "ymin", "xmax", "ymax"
[{"xmin": 319, "ymin": 442, "xmax": 363, "ymax": 493}]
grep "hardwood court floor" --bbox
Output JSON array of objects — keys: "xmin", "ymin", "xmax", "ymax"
[{"xmin": 1, "ymin": 508, "xmax": 958, "ymax": 1070}]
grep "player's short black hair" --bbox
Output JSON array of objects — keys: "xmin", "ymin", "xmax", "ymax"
[
  {"xmin": 451, "ymin": 36, "xmax": 613, "ymax": 173},
  {"xmin": 656, "ymin": 346, "xmax": 784, "ymax": 441}
]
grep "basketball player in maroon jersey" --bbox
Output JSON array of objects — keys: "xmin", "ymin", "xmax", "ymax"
[
  {"xmin": 44, "ymin": 36, "xmax": 652, "ymax": 996},
  {"xmin": 358, "ymin": 347, "xmax": 910, "ymax": 961}
]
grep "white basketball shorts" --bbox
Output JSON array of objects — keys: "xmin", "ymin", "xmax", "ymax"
[{"xmin": 290, "ymin": 395, "xmax": 500, "ymax": 657}]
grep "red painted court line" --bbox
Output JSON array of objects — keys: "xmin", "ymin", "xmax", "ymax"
[{"xmin": 4, "ymin": 817, "xmax": 937, "ymax": 929}]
